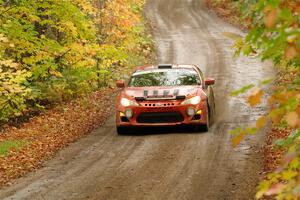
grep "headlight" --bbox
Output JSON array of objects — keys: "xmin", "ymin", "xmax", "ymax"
[
  {"xmin": 121, "ymin": 98, "xmax": 139, "ymax": 107},
  {"xmin": 181, "ymin": 96, "xmax": 201, "ymax": 105}
]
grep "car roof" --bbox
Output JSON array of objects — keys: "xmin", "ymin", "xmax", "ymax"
[{"xmin": 135, "ymin": 64, "xmax": 199, "ymax": 72}]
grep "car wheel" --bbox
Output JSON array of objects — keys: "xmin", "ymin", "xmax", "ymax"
[
  {"xmin": 209, "ymin": 103, "xmax": 215, "ymax": 125},
  {"xmin": 209, "ymin": 90, "xmax": 216, "ymax": 125},
  {"xmin": 117, "ymin": 127, "xmax": 130, "ymax": 135},
  {"xmin": 202, "ymin": 124, "xmax": 209, "ymax": 132}
]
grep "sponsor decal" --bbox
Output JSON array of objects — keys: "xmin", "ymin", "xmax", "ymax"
[
  {"xmin": 163, "ymin": 90, "xmax": 169, "ymax": 97},
  {"xmin": 173, "ymin": 89, "xmax": 179, "ymax": 96},
  {"xmin": 144, "ymin": 90, "xmax": 148, "ymax": 97}
]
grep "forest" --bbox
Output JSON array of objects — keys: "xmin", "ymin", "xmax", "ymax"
[
  {"xmin": 208, "ymin": 0, "xmax": 300, "ymax": 199},
  {"xmin": 0, "ymin": 0, "xmax": 152, "ymax": 123}
]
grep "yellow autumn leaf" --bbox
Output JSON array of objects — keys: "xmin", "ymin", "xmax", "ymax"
[
  {"xmin": 274, "ymin": 92, "xmax": 289, "ymax": 104},
  {"xmin": 264, "ymin": 183, "xmax": 286, "ymax": 196},
  {"xmin": 248, "ymin": 88, "xmax": 264, "ymax": 107},
  {"xmin": 285, "ymin": 44, "xmax": 298, "ymax": 60},
  {"xmin": 286, "ymin": 112, "xmax": 299, "ymax": 128},
  {"xmin": 267, "ymin": 96, "xmax": 275, "ymax": 106},
  {"xmin": 49, "ymin": 69, "xmax": 63, "ymax": 78},
  {"xmin": 296, "ymin": 106, "xmax": 300, "ymax": 114},
  {"xmin": 295, "ymin": 2, "xmax": 300, "ymax": 13},
  {"xmin": 282, "ymin": 170, "xmax": 297, "ymax": 181},
  {"xmin": 286, "ymin": 35, "xmax": 297, "ymax": 43},
  {"xmin": 270, "ymin": 109, "xmax": 285, "ymax": 125},
  {"xmin": 0, "ymin": 33, "xmax": 9, "ymax": 43},
  {"xmin": 256, "ymin": 116, "xmax": 267, "ymax": 129},
  {"xmin": 264, "ymin": 8, "xmax": 277, "ymax": 28},
  {"xmin": 0, "ymin": 60, "xmax": 19, "ymax": 69}
]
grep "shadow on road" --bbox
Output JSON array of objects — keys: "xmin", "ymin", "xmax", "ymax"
[{"xmin": 119, "ymin": 126, "xmax": 209, "ymax": 136}]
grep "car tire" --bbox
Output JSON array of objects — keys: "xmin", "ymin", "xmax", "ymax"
[
  {"xmin": 201, "ymin": 122, "xmax": 209, "ymax": 132},
  {"xmin": 211, "ymin": 99, "xmax": 216, "ymax": 124},
  {"xmin": 209, "ymin": 89, "xmax": 216, "ymax": 125},
  {"xmin": 117, "ymin": 127, "xmax": 130, "ymax": 135}
]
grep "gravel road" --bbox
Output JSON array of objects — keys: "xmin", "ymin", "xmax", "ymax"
[{"xmin": 0, "ymin": 0, "xmax": 274, "ymax": 199}]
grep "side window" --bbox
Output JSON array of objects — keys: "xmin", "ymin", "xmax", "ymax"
[{"xmin": 194, "ymin": 67, "xmax": 204, "ymax": 86}]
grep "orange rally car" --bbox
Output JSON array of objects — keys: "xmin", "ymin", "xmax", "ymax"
[{"xmin": 115, "ymin": 64, "xmax": 215, "ymax": 135}]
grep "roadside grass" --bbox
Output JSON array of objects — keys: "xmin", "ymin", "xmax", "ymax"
[
  {"xmin": 0, "ymin": 88, "xmax": 117, "ymax": 187},
  {"xmin": 0, "ymin": 140, "xmax": 27, "ymax": 156},
  {"xmin": 205, "ymin": 0, "xmax": 249, "ymax": 30}
]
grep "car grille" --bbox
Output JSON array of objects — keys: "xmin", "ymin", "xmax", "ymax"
[{"xmin": 137, "ymin": 112, "xmax": 184, "ymax": 123}]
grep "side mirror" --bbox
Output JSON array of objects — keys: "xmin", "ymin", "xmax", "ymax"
[
  {"xmin": 205, "ymin": 78, "xmax": 215, "ymax": 86},
  {"xmin": 116, "ymin": 80, "xmax": 125, "ymax": 88}
]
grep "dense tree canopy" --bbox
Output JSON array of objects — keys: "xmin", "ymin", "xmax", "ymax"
[{"xmin": 0, "ymin": 0, "xmax": 152, "ymax": 122}]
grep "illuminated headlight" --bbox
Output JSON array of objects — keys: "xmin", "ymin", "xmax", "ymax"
[
  {"xmin": 187, "ymin": 107, "xmax": 196, "ymax": 116},
  {"xmin": 125, "ymin": 108, "xmax": 133, "ymax": 118},
  {"xmin": 181, "ymin": 96, "xmax": 201, "ymax": 105},
  {"xmin": 121, "ymin": 98, "xmax": 139, "ymax": 107}
]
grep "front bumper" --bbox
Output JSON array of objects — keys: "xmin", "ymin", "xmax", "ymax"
[{"xmin": 116, "ymin": 102, "xmax": 208, "ymax": 127}]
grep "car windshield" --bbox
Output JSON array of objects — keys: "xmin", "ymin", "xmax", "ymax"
[{"xmin": 129, "ymin": 68, "xmax": 201, "ymax": 87}]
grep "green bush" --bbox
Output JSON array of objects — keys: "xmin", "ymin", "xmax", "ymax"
[{"xmin": 0, "ymin": 0, "xmax": 153, "ymax": 122}]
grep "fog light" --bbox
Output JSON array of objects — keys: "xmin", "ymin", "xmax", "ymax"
[
  {"xmin": 120, "ymin": 112, "xmax": 125, "ymax": 117},
  {"xmin": 187, "ymin": 107, "xmax": 195, "ymax": 116},
  {"xmin": 196, "ymin": 110, "xmax": 202, "ymax": 115},
  {"xmin": 125, "ymin": 108, "xmax": 133, "ymax": 118}
]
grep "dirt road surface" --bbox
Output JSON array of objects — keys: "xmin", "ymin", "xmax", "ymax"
[{"xmin": 0, "ymin": 0, "xmax": 274, "ymax": 199}]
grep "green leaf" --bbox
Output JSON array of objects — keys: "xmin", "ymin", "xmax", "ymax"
[{"xmin": 230, "ymin": 84, "xmax": 255, "ymax": 96}]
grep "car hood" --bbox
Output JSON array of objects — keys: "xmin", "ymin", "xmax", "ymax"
[{"xmin": 123, "ymin": 86, "xmax": 202, "ymax": 99}]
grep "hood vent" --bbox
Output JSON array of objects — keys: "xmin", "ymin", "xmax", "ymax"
[{"xmin": 158, "ymin": 64, "xmax": 172, "ymax": 69}]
